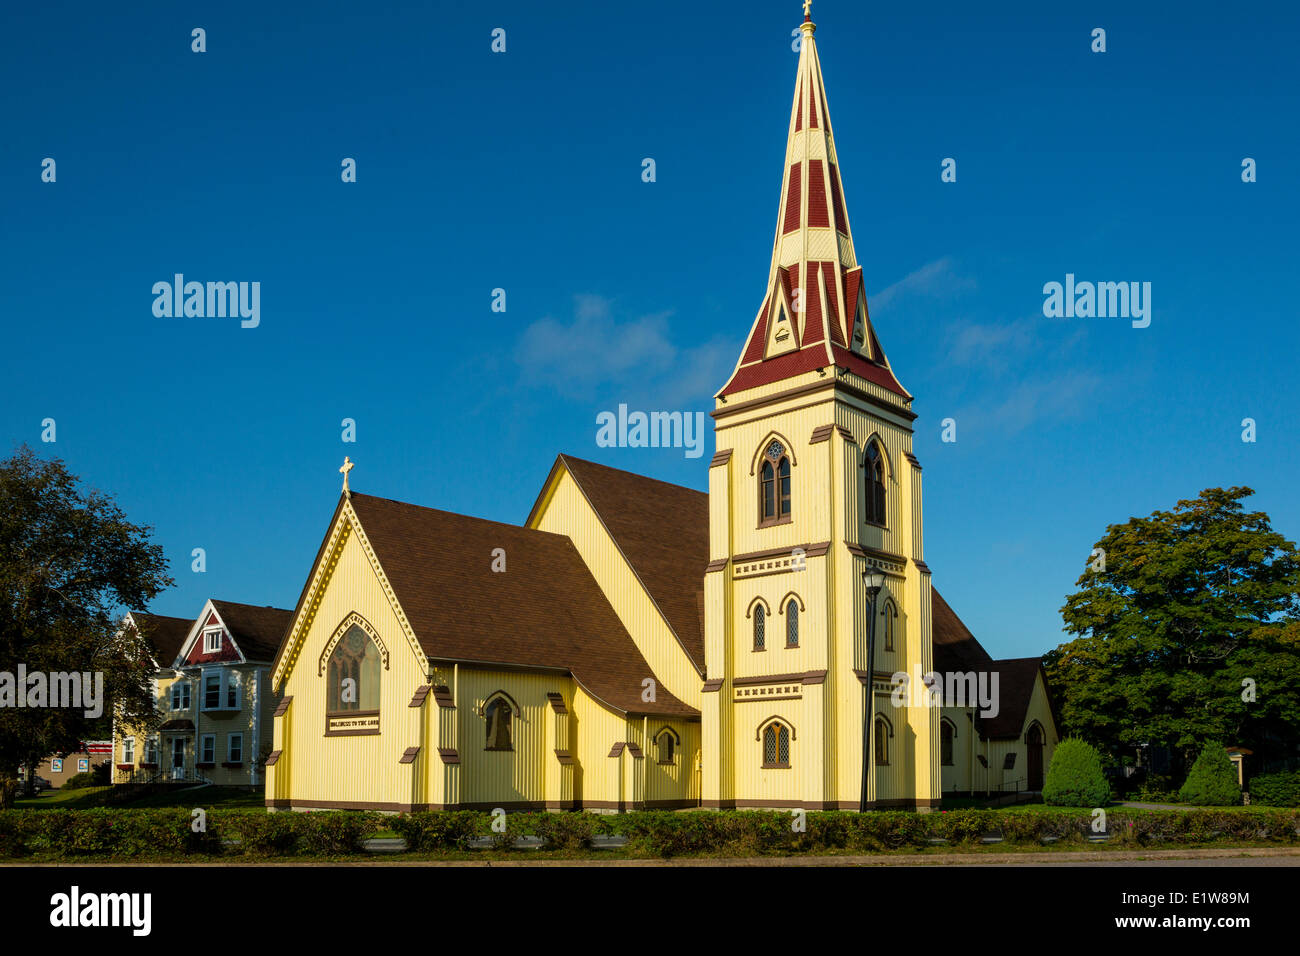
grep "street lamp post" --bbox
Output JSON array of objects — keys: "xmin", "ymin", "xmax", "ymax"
[{"xmin": 860, "ymin": 568, "xmax": 886, "ymax": 812}]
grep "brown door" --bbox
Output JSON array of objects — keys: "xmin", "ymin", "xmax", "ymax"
[{"xmin": 1026, "ymin": 725, "xmax": 1044, "ymax": 790}]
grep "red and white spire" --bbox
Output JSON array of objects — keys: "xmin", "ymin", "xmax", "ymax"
[{"xmin": 719, "ymin": 5, "xmax": 909, "ymax": 401}]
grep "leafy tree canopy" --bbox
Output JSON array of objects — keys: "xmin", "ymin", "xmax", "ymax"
[
  {"xmin": 0, "ymin": 446, "xmax": 173, "ymax": 803},
  {"xmin": 1044, "ymin": 487, "xmax": 1300, "ymax": 761}
]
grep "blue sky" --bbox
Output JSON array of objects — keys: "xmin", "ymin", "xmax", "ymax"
[{"xmin": 2, "ymin": 1, "xmax": 1297, "ymax": 659}]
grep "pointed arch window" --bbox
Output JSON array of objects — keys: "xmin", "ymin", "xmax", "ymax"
[
  {"xmin": 785, "ymin": 599, "xmax": 799, "ymax": 648},
  {"xmin": 940, "ymin": 719, "xmax": 955, "ymax": 766},
  {"xmin": 753, "ymin": 604, "xmax": 766, "ymax": 651},
  {"xmin": 484, "ymin": 694, "xmax": 515, "ymax": 751},
  {"xmin": 864, "ymin": 442, "xmax": 886, "ymax": 526},
  {"xmin": 327, "ymin": 625, "xmax": 380, "ymax": 713},
  {"xmin": 655, "ymin": 727, "xmax": 680, "ymax": 765},
  {"xmin": 760, "ymin": 441, "xmax": 792, "ymax": 524},
  {"xmin": 882, "ymin": 599, "xmax": 897, "ymax": 652},
  {"xmin": 762, "ymin": 721, "xmax": 791, "ymax": 769},
  {"xmin": 874, "ymin": 715, "xmax": 891, "ymax": 765}
]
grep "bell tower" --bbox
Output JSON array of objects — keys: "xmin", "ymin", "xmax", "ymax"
[{"xmin": 701, "ymin": 5, "xmax": 939, "ymax": 810}]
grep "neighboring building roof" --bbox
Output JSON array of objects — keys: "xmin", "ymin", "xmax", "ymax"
[
  {"xmin": 555, "ymin": 455, "xmax": 709, "ymax": 671},
  {"xmin": 976, "ymin": 657, "xmax": 1052, "ymax": 740},
  {"xmin": 932, "ymin": 590, "xmax": 1056, "ymax": 740},
  {"xmin": 207, "ymin": 600, "xmax": 294, "ymax": 662},
  {"xmin": 347, "ymin": 493, "xmax": 696, "ymax": 718},
  {"xmin": 127, "ymin": 611, "xmax": 193, "ymax": 667}
]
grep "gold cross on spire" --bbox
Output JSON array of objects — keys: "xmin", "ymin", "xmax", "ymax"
[
  {"xmin": 340, "ymin": 456, "xmax": 354, "ymax": 496},
  {"xmin": 803, "ymin": 0, "xmax": 812, "ymax": 18}
]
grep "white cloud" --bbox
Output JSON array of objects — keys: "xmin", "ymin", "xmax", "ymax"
[
  {"xmin": 871, "ymin": 256, "xmax": 976, "ymax": 312},
  {"xmin": 514, "ymin": 294, "xmax": 733, "ymax": 406}
]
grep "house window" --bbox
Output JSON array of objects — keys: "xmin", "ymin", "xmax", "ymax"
[
  {"xmin": 203, "ymin": 628, "xmax": 223, "ymax": 654},
  {"xmin": 123, "ymin": 737, "xmax": 135, "ymax": 764},
  {"xmin": 785, "ymin": 599, "xmax": 799, "ymax": 647},
  {"xmin": 170, "ymin": 681, "xmax": 191, "ymax": 711},
  {"xmin": 204, "ymin": 673, "xmax": 222, "ymax": 710},
  {"xmin": 199, "ymin": 735, "xmax": 216, "ymax": 764},
  {"xmin": 762, "ymin": 721, "xmax": 790, "ymax": 768},
  {"xmin": 759, "ymin": 440, "xmax": 791, "ymax": 522},
  {"xmin": 226, "ymin": 672, "xmax": 239, "ymax": 709},
  {"xmin": 227, "ymin": 733, "xmax": 243, "ymax": 764},
  {"xmin": 874, "ymin": 716, "xmax": 890, "ymax": 765},
  {"xmin": 327, "ymin": 625, "xmax": 381, "ymax": 713},
  {"xmin": 864, "ymin": 442, "xmax": 886, "ymax": 525},
  {"xmin": 144, "ymin": 738, "xmax": 158, "ymax": 765},
  {"xmin": 753, "ymin": 604, "xmax": 766, "ymax": 651},
  {"xmin": 484, "ymin": 696, "xmax": 513, "ymax": 751},
  {"xmin": 1003, "ymin": 752, "xmax": 1017, "ymax": 770},
  {"xmin": 940, "ymin": 720, "xmax": 954, "ymax": 766}
]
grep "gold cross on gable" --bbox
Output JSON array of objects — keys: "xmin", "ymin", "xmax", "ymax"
[
  {"xmin": 340, "ymin": 456, "xmax": 354, "ymax": 495},
  {"xmin": 803, "ymin": 0, "xmax": 812, "ymax": 17}
]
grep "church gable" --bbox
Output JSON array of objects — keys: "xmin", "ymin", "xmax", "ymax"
[{"xmin": 345, "ymin": 491, "xmax": 695, "ymax": 718}]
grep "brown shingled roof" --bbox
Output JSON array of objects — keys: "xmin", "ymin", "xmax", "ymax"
[
  {"xmin": 931, "ymin": 589, "xmax": 993, "ymax": 673},
  {"xmin": 348, "ymin": 493, "xmax": 695, "ymax": 718},
  {"xmin": 548, "ymin": 455, "xmax": 709, "ymax": 671},
  {"xmin": 931, "ymin": 590, "xmax": 1052, "ymax": 740},
  {"xmin": 210, "ymin": 600, "xmax": 294, "ymax": 662},
  {"xmin": 128, "ymin": 612, "xmax": 193, "ymax": 667},
  {"xmin": 977, "ymin": 657, "xmax": 1049, "ymax": 739}
]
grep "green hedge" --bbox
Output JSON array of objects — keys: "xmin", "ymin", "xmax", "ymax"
[
  {"xmin": 0, "ymin": 807, "xmax": 1297, "ymax": 860},
  {"xmin": 0, "ymin": 808, "xmax": 382, "ymax": 859},
  {"xmin": 1250, "ymin": 772, "xmax": 1300, "ymax": 807}
]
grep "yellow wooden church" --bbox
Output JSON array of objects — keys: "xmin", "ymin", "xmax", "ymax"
[{"xmin": 265, "ymin": 7, "xmax": 1058, "ymax": 813}]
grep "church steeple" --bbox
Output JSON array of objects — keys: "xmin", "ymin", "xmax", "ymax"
[{"xmin": 718, "ymin": 7, "xmax": 909, "ymax": 402}]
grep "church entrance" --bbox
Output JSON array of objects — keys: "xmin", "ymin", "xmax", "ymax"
[{"xmin": 1026, "ymin": 724, "xmax": 1044, "ymax": 790}]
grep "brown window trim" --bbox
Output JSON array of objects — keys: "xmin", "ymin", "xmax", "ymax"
[
  {"xmin": 785, "ymin": 641, "xmax": 799, "ymax": 649},
  {"xmin": 658, "ymin": 759, "xmax": 676, "ymax": 766},
  {"xmin": 761, "ymin": 761, "xmax": 791, "ymax": 770},
  {"xmin": 757, "ymin": 515, "xmax": 794, "ymax": 529},
  {"xmin": 485, "ymin": 745, "xmax": 514, "ymax": 753},
  {"xmin": 864, "ymin": 519, "xmax": 887, "ymax": 530}
]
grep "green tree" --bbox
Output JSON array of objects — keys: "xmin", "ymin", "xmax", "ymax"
[
  {"xmin": 1042, "ymin": 738, "xmax": 1110, "ymax": 806},
  {"xmin": 1045, "ymin": 487, "xmax": 1300, "ymax": 771},
  {"xmin": 0, "ymin": 446, "xmax": 173, "ymax": 806},
  {"xmin": 1178, "ymin": 741, "xmax": 1241, "ymax": 806}
]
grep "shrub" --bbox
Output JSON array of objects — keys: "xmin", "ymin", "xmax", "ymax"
[
  {"xmin": 1249, "ymin": 771, "xmax": 1300, "ymax": 807},
  {"xmin": 1042, "ymin": 739, "xmax": 1110, "ymax": 807},
  {"xmin": 61, "ymin": 771, "xmax": 99, "ymax": 790},
  {"xmin": 390, "ymin": 811, "xmax": 483, "ymax": 851},
  {"xmin": 1178, "ymin": 742, "xmax": 1241, "ymax": 806},
  {"xmin": 1134, "ymin": 773, "xmax": 1179, "ymax": 803}
]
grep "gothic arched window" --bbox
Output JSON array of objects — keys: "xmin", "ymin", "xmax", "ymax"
[
  {"xmin": 874, "ymin": 715, "xmax": 891, "ymax": 765},
  {"xmin": 484, "ymin": 695, "xmax": 514, "ymax": 751},
  {"xmin": 327, "ymin": 625, "xmax": 380, "ymax": 713},
  {"xmin": 865, "ymin": 442, "xmax": 886, "ymax": 526},
  {"xmin": 940, "ymin": 719, "xmax": 955, "ymax": 767},
  {"xmin": 785, "ymin": 599, "xmax": 799, "ymax": 647},
  {"xmin": 753, "ymin": 604, "xmax": 766, "ymax": 651},
  {"xmin": 762, "ymin": 721, "xmax": 791, "ymax": 768},
  {"xmin": 655, "ymin": 728, "xmax": 679, "ymax": 765},
  {"xmin": 760, "ymin": 440, "xmax": 792, "ymax": 523}
]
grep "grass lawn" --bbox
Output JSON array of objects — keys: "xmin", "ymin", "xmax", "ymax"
[{"xmin": 14, "ymin": 785, "xmax": 265, "ymax": 810}]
